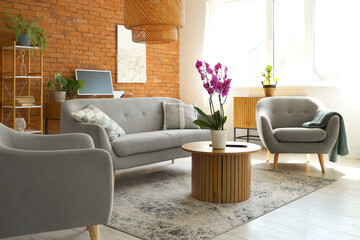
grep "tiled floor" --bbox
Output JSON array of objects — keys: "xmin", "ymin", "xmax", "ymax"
[{"xmin": 4, "ymin": 150, "xmax": 360, "ymax": 240}]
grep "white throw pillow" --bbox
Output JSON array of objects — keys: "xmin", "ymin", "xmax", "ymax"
[
  {"xmin": 162, "ymin": 102, "xmax": 199, "ymax": 130},
  {"xmin": 71, "ymin": 104, "xmax": 125, "ymax": 141}
]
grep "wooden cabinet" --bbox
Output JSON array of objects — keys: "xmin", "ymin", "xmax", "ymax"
[
  {"xmin": 233, "ymin": 97, "xmax": 262, "ymax": 142},
  {"xmin": 1, "ymin": 41, "xmax": 43, "ymax": 134}
]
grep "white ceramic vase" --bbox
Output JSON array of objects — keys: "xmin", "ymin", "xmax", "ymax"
[
  {"xmin": 211, "ymin": 129, "xmax": 228, "ymax": 149},
  {"xmin": 15, "ymin": 118, "xmax": 26, "ymax": 132},
  {"xmin": 54, "ymin": 91, "xmax": 66, "ymax": 103}
]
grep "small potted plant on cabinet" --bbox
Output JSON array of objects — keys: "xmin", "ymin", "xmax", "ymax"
[
  {"xmin": 261, "ymin": 65, "xmax": 278, "ymax": 97},
  {"xmin": 46, "ymin": 73, "xmax": 84, "ymax": 102},
  {"xmin": 3, "ymin": 13, "xmax": 47, "ymax": 51}
]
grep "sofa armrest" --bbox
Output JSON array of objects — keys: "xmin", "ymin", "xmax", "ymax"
[
  {"xmin": 9, "ymin": 130, "xmax": 95, "ymax": 150},
  {"xmin": 0, "ymin": 147, "xmax": 113, "ymax": 238}
]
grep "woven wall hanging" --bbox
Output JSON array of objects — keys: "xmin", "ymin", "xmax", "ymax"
[{"xmin": 124, "ymin": 0, "xmax": 185, "ymax": 44}]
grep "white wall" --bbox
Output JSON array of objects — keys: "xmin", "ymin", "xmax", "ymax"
[{"xmin": 180, "ymin": 0, "xmax": 360, "ymax": 159}]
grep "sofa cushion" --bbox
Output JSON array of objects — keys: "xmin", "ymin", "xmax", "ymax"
[
  {"xmin": 71, "ymin": 104, "xmax": 125, "ymax": 141},
  {"xmin": 111, "ymin": 129, "xmax": 210, "ymax": 157},
  {"xmin": 274, "ymin": 127, "xmax": 327, "ymax": 142},
  {"xmin": 162, "ymin": 102, "xmax": 199, "ymax": 130}
]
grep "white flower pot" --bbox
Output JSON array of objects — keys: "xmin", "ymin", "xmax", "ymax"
[
  {"xmin": 54, "ymin": 91, "xmax": 66, "ymax": 103},
  {"xmin": 211, "ymin": 129, "xmax": 228, "ymax": 149}
]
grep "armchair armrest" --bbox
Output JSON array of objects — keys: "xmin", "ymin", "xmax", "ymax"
[
  {"xmin": 10, "ymin": 129, "xmax": 95, "ymax": 150},
  {"xmin": 256, "ymin": 114, "xmax": 278, "ymax": 152},
  {"xmin": 0, "ymin": 147, "xmax": 113, "ymax": 238},
  {"xmin": 68, "ymin": 122, "xmax": 113, "ymax": 153},
  {"xmin": 323, "ymin": 115, "xmax": 340, "ymax": 145}
]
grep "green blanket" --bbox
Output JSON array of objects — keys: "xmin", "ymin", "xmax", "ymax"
[{"xmin": 302, "ymin": 110, "xmax": 348, "ymax": 162}]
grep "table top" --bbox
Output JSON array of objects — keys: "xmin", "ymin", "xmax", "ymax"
[{"xmin": 182, "ymin": 141, "xmax": 262, "ymax": 155}]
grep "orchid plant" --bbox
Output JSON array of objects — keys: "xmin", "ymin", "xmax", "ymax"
[{"xmin": 193, "ymin": 60, "xmax": 232, "ymax": 130}]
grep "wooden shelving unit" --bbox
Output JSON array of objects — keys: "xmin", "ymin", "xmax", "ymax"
[{"xmin": 1, "ymin": 41, "xmax": 43, "ymax": 134}]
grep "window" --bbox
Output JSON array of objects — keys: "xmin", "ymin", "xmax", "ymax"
[{"xmin": 204, "ymin": 0, "xmax": 360, "ymax": 87}]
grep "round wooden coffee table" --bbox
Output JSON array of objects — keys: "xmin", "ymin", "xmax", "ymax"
[{"xmin": 182, "ymin": 141, "xmax": 261, "ymax": 203}]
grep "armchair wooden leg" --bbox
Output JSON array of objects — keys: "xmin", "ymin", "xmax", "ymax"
[
  {"xmin": 273, "ymin": 153, "xmax": 279, "ymax": 170},
  {"xmin": 266, "ymin": 151, "xmax": 271, "ymax": 162},
  {"xmin": 172, "ymin": 159, "xmax": 175, "ymax": 164},
  {"xmin": 306, "ymin": 154, "xmax": 311, "ymax": 163},
  {"xmin": 317, "ymin": 154, "xmax": 325, "ymax": 173},
  {"xmin": 113, "ymin": 171, "xmax": 116, "ymax": 184},
  {"xmin": 88, "ymin": 225, "xmax": 100, "ymax": 240}
]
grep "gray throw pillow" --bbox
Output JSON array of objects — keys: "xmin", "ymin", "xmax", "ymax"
[
  {"xmin": 162, "ymin": 102, "xmax": 199, "ymax": 130},
  {"xmin": 71, "ymin": 104, "xmax": 125, "ymax": 141}
]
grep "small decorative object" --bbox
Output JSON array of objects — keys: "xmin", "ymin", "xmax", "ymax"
[
  {"xmin": 17, "ymin": 49, "xmax": 26, "ymax": 75},
  {"xmin": 3, "ymin": 13, "xmax": 48, "ymax": 52},
  {"xmin": 124, "ymin": 0, "xmax": 185, "ymax": 43},
  {"xmin": 193, "ymin": 60, "xmax": 232, "ymax": 149},
  {"xmin": 15, "ymin": 118, "xmax": 26, "ymax": 132},
  {"xmin": 261, "ymin": 65, "xmax": 278, "ymax": 97},
  {"xmin": 46, "ymin": 73, "xmax": 84, "ymax": 102}
]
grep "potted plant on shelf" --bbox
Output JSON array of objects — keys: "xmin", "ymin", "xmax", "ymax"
[
  {"xmin": 3, "ymin": 13, "xmax": 48, "ymax": 52},
  {"xmin": 193, "ymin": 60, "xmax": 232, "ymax": 149},
  {"xmin": 261, "ymin": 65, "xmax": 278, "ymax": 97},
  {"xmin": 46, "ymin": 73, "xmax": 84, "ymax": 102}
]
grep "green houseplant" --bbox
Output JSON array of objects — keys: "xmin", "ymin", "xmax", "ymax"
[
  {"xmin": 46, "ymin": 73, "xmax": 84, "ymax": 102},
  {"xmin": 3, "ymin": 13, "xmax": 48, "ymax": 52},
  {"xmin": 261, "ymin": 65, "xmax": 278, "ymax": 97}
]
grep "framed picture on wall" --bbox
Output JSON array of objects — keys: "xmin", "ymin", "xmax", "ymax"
[{"xmin": 117, "ymin": 25, "xmax": 147, "ymax": 83}]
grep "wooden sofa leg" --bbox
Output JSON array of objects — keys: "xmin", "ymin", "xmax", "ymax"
[
  {"xmin": 318, "ymin": 154, "xmax": 325, "ymax": 173},
  {"xmin": 172, "ymin": 159, "xmax": 175, "ymax": 164},
  {"xmin": 266, "ymin": 151, "xmax": 271, "ymax": 162},
  {"xmin": 88, "ymin": 225, "xmax": 100, "ymax": 240},
  {"xmin": 306, "ymin": 154, "xmax": 311, "ymax": 163},
  {"xmin": 273, "ymin": 153, "xmax": 279, "ymax": 170}
]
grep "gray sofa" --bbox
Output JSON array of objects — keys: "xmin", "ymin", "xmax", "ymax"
[
  {"xmin": 61, "ymin": 97, "xmax": 210, "ymax": 172},
  {"xmin": 0, "ymin": 123, "xmax": 113, "ymax": 239}
]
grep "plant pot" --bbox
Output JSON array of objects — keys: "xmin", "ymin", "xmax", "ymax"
[
  {"xmin": 54, "ymin": 91, "xmax": 66, "ymax": 103},
  {"xmin": 211, "ymin": 129, "xmax": 228, "ymax": 149},
  {"xmin": 263, "ymin": 85, "xmax": 276, "ymax": 97},
  {"xmin": 18, "ymin": 33, "xmax": 32, "ymax": 46}
]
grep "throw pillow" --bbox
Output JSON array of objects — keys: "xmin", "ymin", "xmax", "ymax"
[
  {"xmin": 162, "ymin": 102, "xmax": 199, "ymax": 130},
  {"xmin": 71, "ymin": 104, "xmax": 125, "ymax": 141}
]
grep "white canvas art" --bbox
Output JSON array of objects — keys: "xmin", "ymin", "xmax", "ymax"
[{"xmin": 117, "ymin": 25, "xmax": 146, "ymax": 83}]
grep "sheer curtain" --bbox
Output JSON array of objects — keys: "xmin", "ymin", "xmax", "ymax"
[{"xmin": 203, "ymin": 0, "xmax": 268, "ymax": 87}]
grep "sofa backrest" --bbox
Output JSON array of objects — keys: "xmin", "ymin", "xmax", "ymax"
[
  {"xmin": 61, "ymin": 97, "xmax": 183, "ymax": 134},
  {"xmin": 256, "ymin": 96, "xmax": 325, "ymax": 129}
]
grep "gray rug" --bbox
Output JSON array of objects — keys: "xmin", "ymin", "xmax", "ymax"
[{"xmin": 108, "ymin": 163, "xmax": 336, "ymax": 240}]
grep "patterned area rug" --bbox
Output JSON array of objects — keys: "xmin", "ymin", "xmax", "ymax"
[{"xmin": 107, "ymin": 163, "xmax": 336, "ymax": 240}]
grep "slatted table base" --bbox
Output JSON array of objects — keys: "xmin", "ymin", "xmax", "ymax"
[{"xmin": 191, "ymin": 153, "xmax": 251, "ymax": 203}]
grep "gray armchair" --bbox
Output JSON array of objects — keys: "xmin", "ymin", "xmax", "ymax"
[
  {"xmin": 0, "ymin": 123, "xmax": 113, "ymax": 240},
  {"xmin": 256, "ymin": 97, "xmax": 340, "ymax": 173}
]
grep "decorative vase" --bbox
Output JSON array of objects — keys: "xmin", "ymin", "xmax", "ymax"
[
  {"xmin": 211, "ymin": 129, "xmax": 228, "ymax": 149},
  {"xmin": 54, "ymin": 91, "xmax": 66, "ymax": 103},
  {"xmin": 263, "ymin": 85, "xmax": 276, "ymax": 97},
  {"xmin": 15, "ymin": 118, "xmax": 26, "ymax": 132},
  {"xmin": 18, "ymin": 33, "xmax": 32, "ymax": 46}
]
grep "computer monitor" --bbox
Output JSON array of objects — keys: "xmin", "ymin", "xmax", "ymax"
[{"xmin": 75, "ymin": 69, "xmax": 114, "ymax": 96}]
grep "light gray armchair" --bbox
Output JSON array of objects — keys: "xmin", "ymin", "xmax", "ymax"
[
  {"xmin": 256, "ymin": 97, "xmax": 340, "ymax": 173},
  {"xmin": 0, "ymin": 123, "xmax": 113, "ymax": 240}
]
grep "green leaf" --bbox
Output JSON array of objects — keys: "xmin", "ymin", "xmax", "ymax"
[
  {"xmin": 222, "ymin": 116, "xmax": 227, "ymax": 126},
  {"xmin": 214, "ymin": 110, "xmax": 221, "ymax": 129},
  {"xmin": 194, "ymin": 107, "xmax": 213, "ymax": 125},
  {"xmin": 193, "ymin": 120, "xmax": 215, "ymax": 130},
  {"xmin": 78, "ymin": 79, "xmax": 84, "ymax": 89}
]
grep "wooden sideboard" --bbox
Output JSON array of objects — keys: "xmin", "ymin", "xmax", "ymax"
[{"xmin": 233, "ymin": 97, "xmax": 262, "ymax": 142}]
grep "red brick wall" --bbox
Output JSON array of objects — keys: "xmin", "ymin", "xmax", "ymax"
[{"xmin": 0, "ymin": 0, "xmax": 180, "ymax": 133}]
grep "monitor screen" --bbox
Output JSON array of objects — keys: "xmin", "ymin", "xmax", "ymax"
[{"xmin": 75, "ymin": 69, "xmax": 114, "ymax": 95}]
